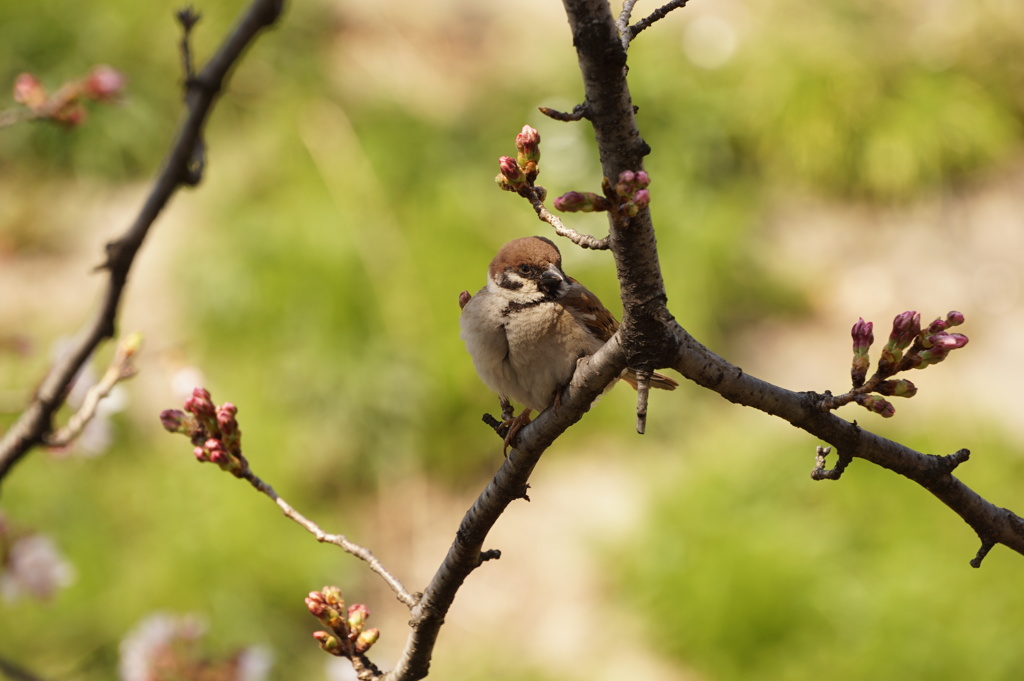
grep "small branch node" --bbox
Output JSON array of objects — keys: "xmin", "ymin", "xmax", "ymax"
[
  {"xmin": 479, "ymin": 549, "xmax": 502, "ymax": 563},
  {"xmin": 811, "ymin": 445, "xmax": 853, "ymax": 481},
  {"xmin": 176, "ymin": 6, "xmax": 202, "ymax": 90},
  {"xmin": 970, "ymin": 537, "xmax": 995, "ymax": 568},
  {"xmin": 634, "ymin": 371, "xmax": 650, "ymax": 434},
  {"xmin": 538, "ymin": 103, "xmax": 590, "ymax": 122},
  {"xmin": 940, "ymin": 448, "xmax": 971, "ymax": 473}
]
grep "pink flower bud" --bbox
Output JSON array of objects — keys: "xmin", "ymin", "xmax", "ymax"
[
  {"xmin": 635, "ymin": 170, "xmax": 650, "ymax": 187},
  {"xmin": 313, "ymin": 631, "xmax": 342, "ymax": 654},
  {"xmin": 859, "ymin": 394, "xmax": 895, "ymax": 417},
  {"xmin": 347, "ymin": 603, "xmax": 369, "ymax": 632},
  {"xmin": 498, "ymin": 156, "xmax": 525, "ymax": 185},
  {"xmin": 515, "ymin": 125, "xmax": 541, "ymax": 164},
  {"xmin": 632, "ymin": 189, "xmax": 650, "ymax": 208},
  {"xmin": 877, "ymin": 379, "xmax": 917, "ymax": 398},
  {"xmin": 618, "ymin": 170, "xmax": 636, "ymax": 185},
  {"xmin": 13, "ymin": 73, "xmax": 46, "ymax": 110},
  {"xmin": 945, "ymin": 311, "xmax": 965, "ymax": 327},
  {"xmin": 306, "ymin": 596, "xmax": 327, "ymax": 617},
  {"xmin": 81, "ymin": 65, "xmax": 125, "ymax": 101},
  {"xmin": 926, "ymin": 332, "xmax": 969, "ymax": 350},
  {"xmin": 159, "ymin": 409, "xmax": 189, "ymax": 433},
  {"xmin": 553, "ymin": 191, "xmax": 610, "ymax": 213},
  {"xmin": 851, "ymin": 317, "xmax": 874, "ymax": 354},
  {"xmin": 184, "ymin": 387, "xmax": 216, "ymax": 419},
  {"xmin": 321, "ymin": 585, "xmax": 344, "ymax": 606},
  {"xmin": 888, "ymin": 311, "xmax": 921, "ymax": 351}
]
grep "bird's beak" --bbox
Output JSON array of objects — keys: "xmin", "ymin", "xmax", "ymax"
[{"xmin": 538, "ymin": 264, "xmax": 568, "ymax": 296}]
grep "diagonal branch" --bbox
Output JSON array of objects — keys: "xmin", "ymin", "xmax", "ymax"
[
  {"xmin": 665, "ymin": 320, "xmax": 1024, "ymax": 565},
  {"xmin": 241, "ymin": 468, "xmax": 418, "ymax": 608},
  {"xmin": 561, "ymin": 0, "xmax": 1024, "ymax": 569},
  {"xmin": 384, "ymin": 336, "xmax": 628, "ymax": 681},
  {"xmin": 0, "ymin": 0, "xmax": 284, "ymax": 488}
]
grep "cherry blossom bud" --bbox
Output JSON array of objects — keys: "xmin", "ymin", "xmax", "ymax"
[
  {"xmin": 82, "ymin": 65, "xmax": 125, "ymax": 101},
  {"xmin": 635, "ymin": 170, "xmax": 650, "ymax": 187},
  {"xmin": 354, "ymin": 628, "xmax": 380, "ymax": 654},
  {"xmin": 159, "ymin": 409, "xmax": 190, "ymax": 434},
  {"xmin": 632, "ymin": 189, "xmax": 651, "ymax": 208},
  {"xmin": 184, "ymin": 387, "xmax": 216, "ymax": 419},
  {"xmin": 945, "ymin": 311, "xmax": 965, "ymax": 327},
  {"xmin": 313, "ymin": 631, "xmax": 342, "ymax": 655},
  {"xmin": 347, "ymin": 603, "xmax": 369, "ymax": 632},
  {"xmin": 922, "ymin": 331, "xmax": 969, "ymax": 351},
  {"xmin": 888, "ymin": 311, "xmax": 921, "ymax": 350},
  {"xmin": 498, "ymin": 156, "xmax": 525, "ymax": 185},
  {"xmin": 321, "ymin": 585, "xmax": 344, "ymax": 607},
  {"xmin": 859, "ymin": 394, "xmax": 895, "ymax": 417},
  {"xmin": 876, "ymin": 379, "xmax": 917, "ymax": 398},
  {"xmin": 13, "ymin": 73, "xmax": 46, "ymax": 110},
  {"xmin": 217, "ymin": 403, "xmax": 240, "ymax": 450},
  {"xmin": 515, "ymin": 125, "xmax": 540, "ymax": 165},
  {"xmin": 305, "ymin": 594, "xmax": 327, "ymax": 618},
  {"xmin": 851, "ymin": 318, "xmax": 874, "ymax": 354},
  {"xmin": 553, "ymin": 191, "xmax": 610, "ymax": 213}
]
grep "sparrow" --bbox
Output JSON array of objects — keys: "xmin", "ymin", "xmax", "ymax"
[{"xmin": 459, "ymin": 236, "xmax": 677, "ymax": 448}]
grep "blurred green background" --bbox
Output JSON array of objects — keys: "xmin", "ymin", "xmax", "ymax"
[{"xmin": 2, "ymin": 0, "xmax": 1024, "ymax": 679}]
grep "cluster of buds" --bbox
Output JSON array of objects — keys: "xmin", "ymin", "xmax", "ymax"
[
  {"xmin": 843, "ymin": 311, "xmax": 967, "ymax": 417},
  {"xmin": 11, "ymin": 65, "xmax": 125, "ymax": 127},
  {"xmin": 159, "ymin": 387, "xmax": 248, "ymax": 476},
  {"xmin": 554, "ymin": 169, "xmax": 651, "ymax": 219},
  {"xmin": 306, "ymin": 586, "xmax": 380, "ymax": 659},
  {"xmin": 496, "ymin": 125, "xmax": 542, "ymax": 194}
]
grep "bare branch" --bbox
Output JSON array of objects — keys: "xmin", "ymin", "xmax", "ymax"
[
  {"xmin": 666, "ymin": 320, "xmax": 1024, "ymax": 566},
  {"xmin": 0, "ymin": 0, "xmax": 284, "ymax": 487},
  {"xmin": 621, "ymin": 0, "xmax": 691, "ymax": 49},
  {"xmin": 522, "ymin": 185, "xmax": 610, "ymax": 250},
  {"xmin": 811, "ymin": 445, "xmax": 853, "ymax": 481},
  {"xmin": 538, "ymin": 103, "xmax": 590, "ymax": 122},
  {"xmin": 43, "ymin": 333, "xmax": 141, "ymax": 448},
  {"xmin": 241, "ymin": 469, "xmax": 418, "ymax": 608},
  {"xmin": 385, "ymin": 335, "xmax": 628, "ymax": 681},
  {"xmin": 634, "ymin": 370, "xmax": 650, "ymax": 434}
]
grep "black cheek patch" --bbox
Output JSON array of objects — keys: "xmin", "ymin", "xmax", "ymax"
[{"xmin": 498, "ymin": 273, "xmax": 524, "ymax": 291}]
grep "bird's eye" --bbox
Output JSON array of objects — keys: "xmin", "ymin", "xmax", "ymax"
[{"xmin": 518, "ymin": 264, "xmax": 532, "ymax": 275}]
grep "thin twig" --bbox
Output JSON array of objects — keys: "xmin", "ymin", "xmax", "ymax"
[
  {"xmin": 538, "ymin": 104, "xmax": 590, "ymax": 122},
  {"xmin": 621, "ymin": 0, "xmax": 691, "ymax": 49},
  {"xmin": 0, "ymin": 0, "xmax": 284, "ymax": 487},
  {"xmin": 523, "ymin": 186, "xmax": 610, "ymax": 250},
  {"xmin": 241, "ymin": 469, "xmax": 419, "ymax": 608},
  {"xmin": 810, "ymin": 445, "xmax": 852, "ymax": 481},
  {"xmin": 176, "ymin": 7, "xmax": 202, "ymax": 86},
  {"xmin": 43, "ymin": 334, "xmax": 141, "ymax": 448},
  {"xmin": 634, "ymin": 370, "xmax": 650, "ymax": 434}
]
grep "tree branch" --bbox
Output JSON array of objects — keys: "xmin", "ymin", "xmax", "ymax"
[
  {"xmin": 241, "ymin": 468, "xmax": 419, "ymax": 608},
  {"xmin": 0, "ymin": 0, "xmax": 283, "ymax": 487},
  {"xmin": 384, "ymin": 337, "xmax": 628, "ymax": 680},
  {"xmin": 554, "ymin": 0, "xmax": 1024, "ymax": 568}
]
